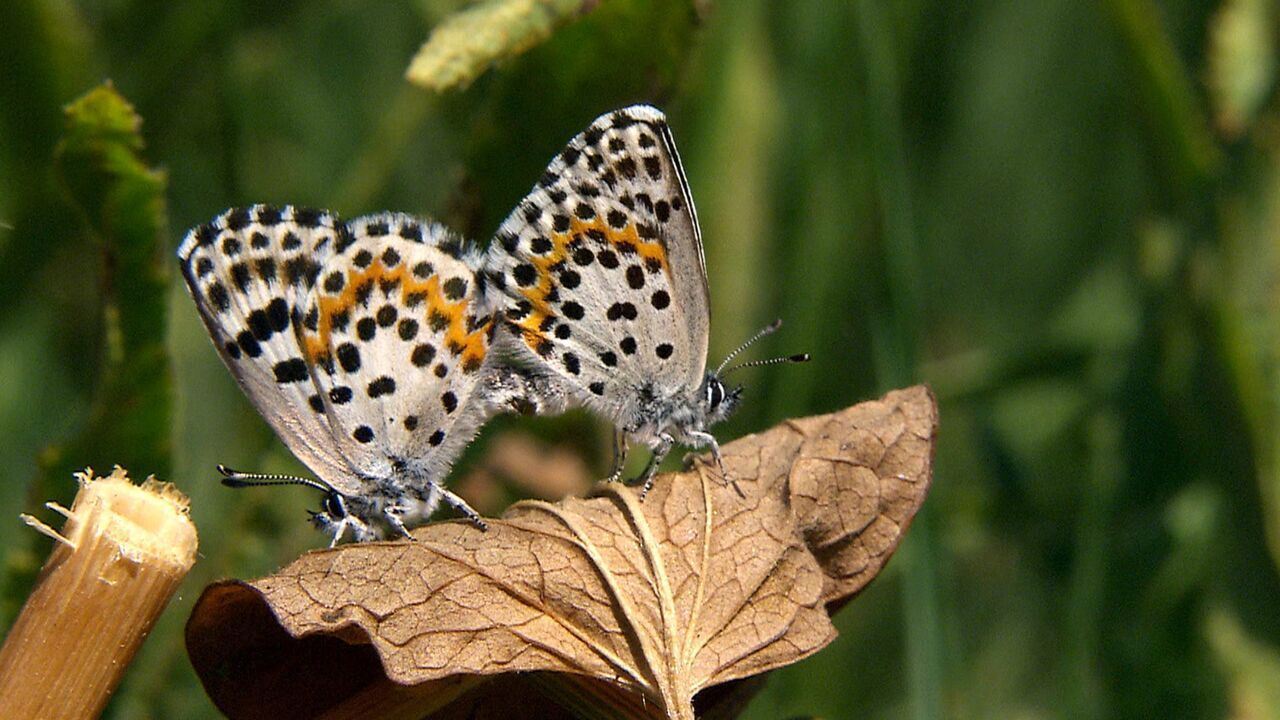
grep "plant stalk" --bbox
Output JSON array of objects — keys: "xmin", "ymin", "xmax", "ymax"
[{"xmin": 0, "ymin": 467, "xmax": 197, "ymax": 719}]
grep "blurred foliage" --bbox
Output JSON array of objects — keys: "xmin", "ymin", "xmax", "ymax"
[
  {"xmin": 2, "ymin": 0, "xmax": 1280, "ymax": 718},
  {"xmin": 0, "ymin": 81, "xmax": 173, "ymax": 627},
  {"xmin": 49, "ymin": 84, "xmax": 172, "ymax": 483},
  {"xmin": 405, "ymin": 0, "xmax": 594, "ymax": 91}
]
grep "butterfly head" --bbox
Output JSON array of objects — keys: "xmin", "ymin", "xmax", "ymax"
[
  {"xmin": 319, "ymin": 489, "xmax": 349, "ymax": 521},
  {"xmin": 308, "ymin": 497, "xmax": 342, "ymax": 532},
  {"xmin": 701, "ymin": 318, "xmax": 808, "ymax": 427},
  {"xmin": 218, "ymin": 464, "xmax": 378, "ymax": 543},
  {"xmin": 699, "ymin": 374, "xmax": 743, "ymax": 426},
  {"xmin": 308, "ymin": 490, "xmax": 380, "ymax": 543}
]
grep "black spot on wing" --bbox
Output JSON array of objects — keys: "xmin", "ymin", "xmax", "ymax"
[
  {"xmin": 411, "ymin": 343, "xmax": 436, "ymax": 367},
  {"xmin": 273, "ymin": 358, "xmax": 308, "ymax": 384},
  {"xmin": 398, "ymin": 318, "xmax": 419, "ymax": 341},
  {"xmin": 225, "ymin": 207, "xmax": 251, "ymax": 231},
  {"xmin": 256, "ymin": 205, "xmax": 283, "ymax": 225},
  {"xmin": 442, "ymin": 277, "xmax": 468, "ymax": 300},
  {"xmin": 367, "ymin": 376, "xmax": 395, "ymax": 398},
  {"xmin": 336, "ymin": 343, "xmax": 361, "ymax": 373}
]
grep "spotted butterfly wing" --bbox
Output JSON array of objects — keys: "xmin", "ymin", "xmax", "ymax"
[
  {"xmin": 296, "ymin": 213, "xmax": 495, "ymax": 521},
  {"xmin": 484, "ymin": 106, "xmax": 709, "ymax": 425},
  {"xmin": 180, "ymin": 207, "xmax": 494, "ymax": 536},
  {"xmin": 178, "ymin": 205, "xmax": 351, "ymax": 486}
]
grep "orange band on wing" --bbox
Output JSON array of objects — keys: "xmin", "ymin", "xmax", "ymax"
[
  {"xmin": 302, "ymin": 260, "xmax": 489, "ymax": 372},
  {"xmin": 515, "ymin": 217, "xmax": 668, "ymax": 353}
]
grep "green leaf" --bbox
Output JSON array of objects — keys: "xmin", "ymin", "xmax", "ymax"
[
  {"xmin": 34, "ymin": 82, "xmax": 172, "ymax": 496},
  {"xmin": 407, "ymin": 0, "xmax": 594, "ymax": 91},
  {"xmin": 1206, "ymin": 607, "xmax": 1280, "ymax": 717},
  {"xmin": 1207, "ymin": 0, "xmax": 1276, "ymax": 138},
  {"xmin": 1102, "ymin": 0, "xmax": 1221, "ymax": 195},
  {"xmin": 1215, "ymin": 139, "xmax": 1280, "ymax": 573}
]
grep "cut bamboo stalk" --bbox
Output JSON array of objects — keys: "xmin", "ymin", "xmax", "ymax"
[{"xmin": 0, "ymin": 466, "xmax": 198, "ymax": 719}]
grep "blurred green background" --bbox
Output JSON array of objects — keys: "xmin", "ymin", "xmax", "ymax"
[{"xmin": 3, "ymin": 0, "xmax": 1280, "ymax": 717}]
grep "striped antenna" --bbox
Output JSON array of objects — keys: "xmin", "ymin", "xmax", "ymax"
[
  {"xmin": 714, "ymin": 319, "xmax": 784, "ymax": 376},
  {"xmin": 217, "ymin": 464, "xmax": 332, "ymax": 493},
  {"xmin": 722, "ymin": 353, "xmax": 810, "ymax": 377}
]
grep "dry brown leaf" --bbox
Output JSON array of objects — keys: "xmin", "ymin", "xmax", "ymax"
[{"xmin": 186, "ymin": 385, "xmax": 937, "ymax": 720}]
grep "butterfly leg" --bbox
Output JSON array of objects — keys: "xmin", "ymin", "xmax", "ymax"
[
  {"xmin": 383, "ymin": 505, "xmax": 415, "ymax": 541},
  {"xmin": 637, "ymin": 434, "xmax": 675, "ymax": 499},
  {"xmin": 310, "ymin": 510, "xmax": 351, "ymax": 547},
  {"xmin": 686, "ymin": 431, "xmax": 727, "ymax": 480},
  {"xmin": 350, "ymin": 517, "xmax": 378, "ymax": 544},
  {"xmin": 436, "ymin": 484, "xmax": 488, "ymax": 531},
  {"xmin": 330, "ymin": 519, "xmax": 361, "ymax": 548},
  {"xmin": 318, "ymin": 515, "xmax": 373, "ymax": 547},
  {"xmin": 606, "ymin": 429, "xmax": 629, "ymax": 483}
]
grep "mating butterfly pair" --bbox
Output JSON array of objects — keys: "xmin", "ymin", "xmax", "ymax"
[{"xmin": 178, "ymin": 106, "xmax": 804, "ymax": 544}]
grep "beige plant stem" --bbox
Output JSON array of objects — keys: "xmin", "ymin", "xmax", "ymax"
[{"xmin": 0, "ymin": 467, "xmax": 197, "ymax": 720}]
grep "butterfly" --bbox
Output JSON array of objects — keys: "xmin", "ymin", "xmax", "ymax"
[
  {"xmin": 178, "ymin": 106, "xmax": 802, "ymax": 544},
  {"xmin": 481, "ymin": 105, "xmax": 807, "ymax": 495},
  {"xmin": 178, "ymin": 207, "xmax": 566, "ymax": 544}
]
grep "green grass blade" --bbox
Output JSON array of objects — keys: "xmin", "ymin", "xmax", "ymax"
[{"xmin": 854, "ymin": 3, "xmax": 944, "ymax": 719}]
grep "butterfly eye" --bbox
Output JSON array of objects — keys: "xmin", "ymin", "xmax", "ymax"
[
  {"xmin": 706, "ymin": 379, "xmax": 724, "ymax": 409},
  {"xmin": 322, "ymin": 491, "xmax": 348, "ymax": 519}
]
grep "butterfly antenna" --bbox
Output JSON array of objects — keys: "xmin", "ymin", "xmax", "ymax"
[
  {"xmin": 714, "ymin": 319, "xmax": 784, "ymax": 375},
  {"xmin": 723, "ymin": 353, "xmax": 810, "ymax": 377},
  {"xmin": 217, "ymin": 464, "xmax": 332, "ymax": 493}
]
